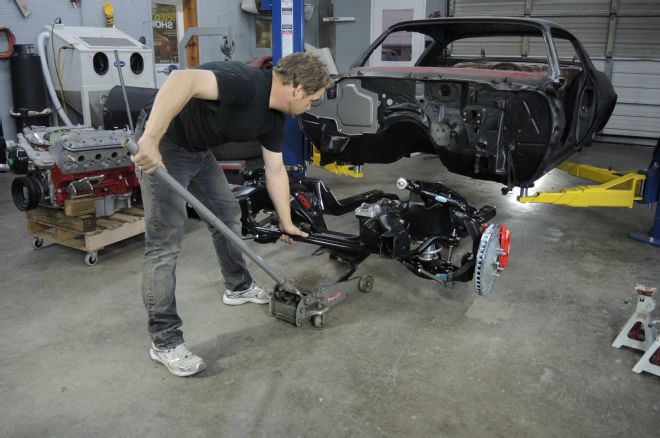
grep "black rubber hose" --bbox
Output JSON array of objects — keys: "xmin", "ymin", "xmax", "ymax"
[
  {"xmin": 11, "ymin": 176, "xmax": 42, "ymax": 211},
  {"xmin": 0, "ymin": 135, "xmax": 6, "ymax": 165}
]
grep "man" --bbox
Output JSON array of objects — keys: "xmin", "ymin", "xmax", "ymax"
[{"xmin": 131, "ymin": 52, "xmax": 332, "ymax": 377}]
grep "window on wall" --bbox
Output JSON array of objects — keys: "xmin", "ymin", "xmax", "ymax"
[
  {"xmin": 152, "ymin": 2, "xmax": 180, "ymax": 63},
  {"xmin": 380, "ymin": 9, "xmax": 414, "ymax": 62},
  {"xmin": 256, "ymin": 19, "xmax": 272, "ymax": 49}
]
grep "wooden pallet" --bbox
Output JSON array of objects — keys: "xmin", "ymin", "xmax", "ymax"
[{"xmin": 26, "ymin": 206, "xmax": 145, "ymax": 265}]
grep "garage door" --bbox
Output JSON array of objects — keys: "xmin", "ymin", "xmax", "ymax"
[{"xmin": 449, "ymin": 0, "xmax": 660, "ymax": 141}]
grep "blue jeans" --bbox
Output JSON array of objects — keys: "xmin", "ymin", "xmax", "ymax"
[{"xmin": 138, "ymin": 135, "xmax": 252, "ymax": 348}]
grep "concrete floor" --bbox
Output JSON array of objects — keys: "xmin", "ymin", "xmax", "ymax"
[{"xmin": 1, "ymin": 142, "xmax": 659, "ymax": 437}]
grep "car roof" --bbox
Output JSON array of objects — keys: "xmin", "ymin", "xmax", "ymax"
[{"xmin": 385, "ymin": 16, "xmax": 573, "ymax": 40}]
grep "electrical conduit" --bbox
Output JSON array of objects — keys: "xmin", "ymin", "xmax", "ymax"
[{"xmin": 37, "ymin": 31, "xmax": 72, "ymax": 126}]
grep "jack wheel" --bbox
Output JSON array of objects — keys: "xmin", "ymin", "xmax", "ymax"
[
  {"xmin": 358, "ymin": 275, "xmax": 374, "ymax": 293},
  {"xmin": 311, "ymin": 315, "xmax": 323, "ymax": 328},
  {"xmin": 32, "ymin": 238, "xmax": 44, "ymax": 249},
  {"xmin": 85, "ymin": 252, "xmax": 98, "ymax": 266}
]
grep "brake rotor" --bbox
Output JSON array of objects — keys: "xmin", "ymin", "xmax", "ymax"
[{"xmin": 474, "ymin": 224, "xmax": 503, "ymax": 296}]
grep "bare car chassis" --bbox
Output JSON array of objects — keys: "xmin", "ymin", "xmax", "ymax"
[{"xmin": 235, "ymin": 168, "xmax": 510, "ymax": 327}]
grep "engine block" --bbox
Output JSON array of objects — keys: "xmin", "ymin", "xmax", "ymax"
[
  {"xmin": 45, "ymin": 128, "xmax": 134, "ymax": 174},
  {"xmin": 6, "ymin": 126, "xmax": 140, "ymax": 216}
]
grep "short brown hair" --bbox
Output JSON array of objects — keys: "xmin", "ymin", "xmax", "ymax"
[{"xmin": 273, "ymin": 52, "xmax": 333, "ymax": 94}]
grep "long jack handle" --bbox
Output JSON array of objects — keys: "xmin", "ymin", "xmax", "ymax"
[
  {"xmin": 122, "ymin": 138, "xmax": 288, "ymax": 288},
  {"xmin": 113, "ymin": 50, "xmax": 135, "ymax": 134}
]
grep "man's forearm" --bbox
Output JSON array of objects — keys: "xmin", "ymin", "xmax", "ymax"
[{"xmin": 265, "ymin": 166, "xmax": 294, "ymax": 227}]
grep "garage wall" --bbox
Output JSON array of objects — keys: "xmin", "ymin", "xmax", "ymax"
[
  {"xmin": 449, "ymin": 0, "xmax": 660, "ymax": 141},
  {"xmin": 197, "ymin": 0, "xmax": 449, "ymax": 75},
  {"xmin": 329, "ymin": 0, "xmax": 370, "ymax": 73},
  {"xmin": 202, "ymin": 0, "xmax": 327, "ymax": 66},
  {"xmin": 196, "ymin": 0, "xmax": 276, "ymax": 66},
  {"xmin": 332, "ymin": 0, "xmax": 447, "ymax": 73},
  {"xmin": 0, "ymin": 0, "xmax": 277, "ymax": 142},
  {"xmin": 0, "ymin": 0, "xmax": 153, "ymax": 142}
]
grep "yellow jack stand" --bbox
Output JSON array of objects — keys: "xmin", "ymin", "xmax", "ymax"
[{"xmin": 612, "ymin": 285, "xmax": 660, "ymax": 377}]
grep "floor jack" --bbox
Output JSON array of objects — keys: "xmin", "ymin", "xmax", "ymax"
[
  {"xmin": 123, "ymin": 139, "xmax": 372, "ymax": 328},
  {"xmin": 271, "ymin": 250, "xmax": 373, "ymax": 327},
  {"xmin": 612, "ymin": 284, "xmax": 660, "ymax": 377}
]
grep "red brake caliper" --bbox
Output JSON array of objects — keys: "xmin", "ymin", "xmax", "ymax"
[
  {"xmin": 296, "ymin": 193, "xmax": 312, "ymax": 211},
  {"xmin": 498, "ymin": 225, "xmax": 511, "ymax": 271},
  {"xmin": 480, "ymin": 224, "xmax": 511, "ymax": 272}
]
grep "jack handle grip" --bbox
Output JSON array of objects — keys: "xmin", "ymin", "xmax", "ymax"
[{"xmin": 123, "ymin": 137, "xmax": 140, "ymax": 155}]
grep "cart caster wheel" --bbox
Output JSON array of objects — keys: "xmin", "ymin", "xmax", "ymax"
[
  {"xmin": 85, "ymin": 252, "xmax": 98, "ymax": 266},
  {"xmin": 358, "ymin": 275, "xmax": 374, "ymax": 293},
  {"xmin": 311, "ymin": 315, "xmax": 323, "ymax": 328},
  {"xmin": 32, "ymin": 238, "xmax": 44, "ymax": 249}
]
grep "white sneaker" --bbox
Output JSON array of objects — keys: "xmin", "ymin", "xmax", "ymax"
[
  {"xmin": 223, "ymin": 281, "xmax": 269, "ymax": 305},
  {"xmin": 149, "ymin": 343, "xmax": 206, "ymax": 377}
]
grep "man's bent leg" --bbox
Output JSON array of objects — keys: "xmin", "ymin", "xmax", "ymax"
[{"xmin": 188, "ymin": 151, "xmax": 253, "ymax": 292}]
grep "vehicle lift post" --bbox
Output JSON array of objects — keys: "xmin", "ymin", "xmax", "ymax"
[
  {"xmin": 271, "ymin": 0, "xmax": 363, "ymax": 178},
  {"xmin": 271, "ymin": 0, "xmax": 307, "ymax": 171},
  {"xmin": 628, "ymin": 141, "xmax": 660, "ymax": 247}
]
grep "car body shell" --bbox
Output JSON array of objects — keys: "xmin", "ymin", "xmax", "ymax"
[{"xmin": 300, "ymin": 17, "xmax": 617, "ymax": 188}]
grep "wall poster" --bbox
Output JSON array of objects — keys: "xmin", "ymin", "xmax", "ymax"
[{"xmin": 152, "ymin": 3, "xmax": 179, "ymax": 64}]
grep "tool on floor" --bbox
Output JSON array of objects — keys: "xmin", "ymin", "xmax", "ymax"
[{"xmin": 612, "ymin": 284, "xmax": 660, "ymax": 377}]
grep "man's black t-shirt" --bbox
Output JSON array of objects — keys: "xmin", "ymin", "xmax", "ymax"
[{"xmin": 165, "ymin": 62, "xmax": 285, "ymax": 153}]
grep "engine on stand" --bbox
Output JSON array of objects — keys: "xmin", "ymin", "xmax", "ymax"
[{"xmin": 5, "ymin": 126, "xmax": 139, "ymax": 216}]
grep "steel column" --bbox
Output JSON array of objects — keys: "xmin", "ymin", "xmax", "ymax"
[{"xmin": 272, "ymin": 0, "xmax": 307, "ymax": 170}]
